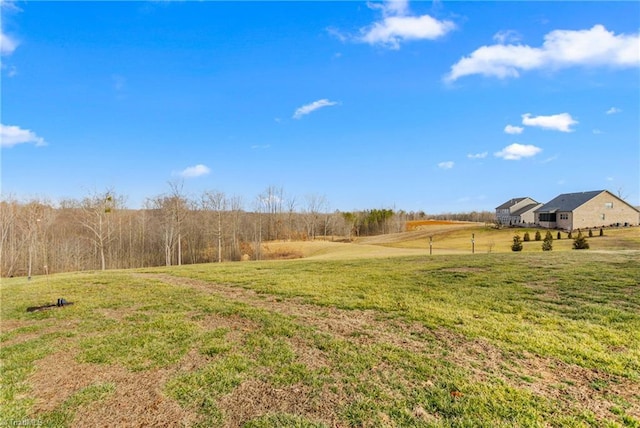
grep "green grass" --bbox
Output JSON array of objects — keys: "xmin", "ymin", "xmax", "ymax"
[{"xmin": 1, "ymin": 250, "xmax": 639, "ymax": 427}]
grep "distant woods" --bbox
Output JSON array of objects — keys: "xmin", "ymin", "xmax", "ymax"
[{"xmin": 1, "ymin": 186, "xmax": 494, "ymax": 277}]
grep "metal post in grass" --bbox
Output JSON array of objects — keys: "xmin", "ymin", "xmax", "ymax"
[
  {"xmin": 471, "ymin": 233, "xmax": 475, "ymax": 254},
  {"xmin": 429, "ymin": 236, "xmax": 433, "ymax": 255}
]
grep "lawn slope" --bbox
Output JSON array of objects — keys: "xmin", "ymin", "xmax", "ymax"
[{"xmin": 1, "ymin": 251, "xmax": 639, "ymax": 427}]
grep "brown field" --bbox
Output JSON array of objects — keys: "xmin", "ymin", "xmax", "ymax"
[{"xmin": 405, "ymin": 220, "xmax": 478, "ymax": 231}]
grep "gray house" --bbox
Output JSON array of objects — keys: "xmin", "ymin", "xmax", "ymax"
[
  {"xmin": 495, "ymin": 197, "xmax": 542, "ymax": 226},
  {"xmin": 534, "ymin": 190, "xmax": 640, "ymax": 231}
]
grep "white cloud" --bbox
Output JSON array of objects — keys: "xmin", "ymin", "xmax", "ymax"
[
  {"xmin": 293, "ymin": 99, "xmax": 338, "ymax": 119},
  {"xmin": 504, "ymin": 124, "xmax": 524, "ymax": 135},
  {"xmin": 360, "ymin": 15, "xmax": 456, "ymax": 49},
  {"xmin": 467, "ymin": 152, "xmax": 487, "ymax": 159},
  {"xmin": 0, "ymin": 124, "xmax": 46, "ymax": 148},
  {"xmin": 251, "ymin": 144, "xmax": 271, "ymax": 150},
  {"xmin": 522, "ymin": 113, "xmax": 577, "ymax": 132},
  {"xmin": 438, "ymin": 161, "xmax": 454, "ymax": 169},
  {"xmin": 494, "ymin": 143, "xmax": 542, "ymax": 160},
  {"xmin": 592, "ymin": 129, "xmax": 603, "ymax": 135},
  {"xmin": 606, "ymin": 107, "xmax": 621, "ymax": 115},
  {"xmin": 179, "ymin": 164, "xmax": 210, "ymax": 178},
  {"xmin": 355, "ymin": 0, "xmax": 455, "ymax": 49},
  {"xmin": 370, "ymin": 0, "xmax": 410, "ymax": 17},
  {"xmin": 0, "ymin": 30, "xmax": 17, "ymax": 55},
  {"xmin": 446, "ymin": 25, "xmax": 640, "ymax": 82},
  {"xmin": 1, "ymin": 0, "xmax": 20, "ymax": 56}
]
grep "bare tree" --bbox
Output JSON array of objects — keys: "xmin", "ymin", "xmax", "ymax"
[
  {"xmin": 257, "ymin": 186, "xmax": 284, "ymax": 241},
  {"xmin": 228, "ymin": 195, "xmax": 243, "ymax": 260},
  {"xmin": 0, "ymin": 198, "xmax": 20, "ymax": 276},
  {"xmin": 148, "ymin": 181, "xmax": 189, "ymax": 266},
  {"xmin": 285, "ymin": 194, "xmax": 297, "ymax": 241},
  {"xmin": 617, "ymin": 187, "xmax": 629, "ymax": 201},
  {"xmin": 168, "ymin": 180, "xmax": 188, "ymax": 266},
  {"xmin": 202, "ymin": 190, "xmax": 227, "ymax": 263},
  {"xmin": 76, "ymin": 190, "xmax": 119, "ymax": 271},
  {"xmin": 303, "ymin": 194, "xmax": 328, "ymax": 240}
]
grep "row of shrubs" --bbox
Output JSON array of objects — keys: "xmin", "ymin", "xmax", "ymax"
[
  {"xmin": 522, "ymin": 228, "xmax": 603, "ymax": 242},
  {"xmin": 512, "ymin": 230, "xmax": 590, "ymax": 252}
]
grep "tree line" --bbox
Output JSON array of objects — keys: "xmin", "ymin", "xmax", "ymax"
[{"xmin": 1, "ymin": 184, "xmax": 493, "ymax": 277}]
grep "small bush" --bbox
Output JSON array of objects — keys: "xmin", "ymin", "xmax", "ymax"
[
  {"xmin": 542, "ymin": 231, "xmax": 553, "ymax": 251},
  {"xmin": 523, "ymin": 232, "xmax": 530, "ymax": 242},
  {"xmin": 568, "ymin": 231, "xmax": 573, "ymax": 239},
  {"xmin": 557, "ymin": 232, "xmax": 561, "ymax": 240},
  {"xmin": 511, "ymin": 234, "xmax": 523, "ymax": 252},
  {"xmin": 572, "ymin": 231, "xmax": 590, "ymax": 250},
  {"xmin": 599, "ymin": 228, "xmax": 604, "ymax": 236},
  {"xmin": 588, "ymin": 229, "xmax": 593, "ymax": 237},
  {"xmin": 534, "ymin": 230, "xmax": 542, "ymax": 241}
]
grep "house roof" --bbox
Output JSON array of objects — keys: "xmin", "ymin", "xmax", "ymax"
[
  {"xmin": 535, "ymin": 190, "xmax": 605, "ymax": 213},
  {"xmin": 512, "ymin": 203, "xmax": 542, "ymax": 216},
  {"xmin": 495, "ymin": 197, "xmax": 529, "ymax": 210}
]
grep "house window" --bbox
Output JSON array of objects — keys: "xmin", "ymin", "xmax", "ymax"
[
  {"xmin": 601, "ymin": 214, "xmax": 605, "ymax": 220},
  {"xmin": 539, "ymin": 213, "xmax": 557, "ymax": 222},
  {"xmin": 605, "ymin": 202, "xmax": 613, "ymax": 209},
  {"xmin": 559, "ymin": 213, "xmax": 569, "ymax": 220}
]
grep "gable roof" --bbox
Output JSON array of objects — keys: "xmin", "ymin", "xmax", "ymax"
[
  {"xmin": 536, "ymin": 190, "xmax": 605, "ymax": 213},
  {"xmin": 495, "ymin": 197, "xmax": 529, "ymax": 210},
  {"xmin": 512, "ymin": 203, "xmax": 542, "ymax": 216}
]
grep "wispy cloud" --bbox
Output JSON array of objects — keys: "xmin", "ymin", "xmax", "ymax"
[
  {"xmin": 293, "ymin": 99, "xmax": 338, "ymax": 119},
  {"xmin": 178, "ymin": 164, "xmax": 210, "ymax": 178},
  {"xmin": 111, "ymin": 74, "xmax": 127, "ymax": 99},
  {"xmin": 251, "ymin": 144, "xmax": 271, "ymax": 150},
  {"xmin": 0, "ymin": 124, "xmax": 47, "ymax": 148},
  {"xmin": 592, "ymin": 129, "xmax": 603, "ymax": 135},
  {"xmin": 1, "ymin": 0, "xmax": 23, "ymax": 12},
  {"xmin": 326, "ymin": 26, "xmax": 348, "ymax": 43},
  {"xmin": 1, "ymin": 0, "xmax": 20, "ymax": 56},
  {"xmin": 493, "ymin": 30, "xmax": 521, "ymax": 44},
  {"xmin": 438, "ymin": 161, "xmax": 454, "ymax": 169},
  {"xmin": 467, "ymin": 152, "xmax": 487, "ymax": 159},
  {"xmin": 0, "ymin": 31, "xmax": 17, "ymax": 55},
  {"xmin": 522, "ymin": 113, "xmax": 577, "ymax": 132},
  {"xmin": 446, "ymin": 25, "xmax": 639, "ymax": 82},
  {"xmin": 112, "ymin": 74, "xmax": 126, "ymax": 91},
  {"xmin": 494, "ymin": 143, "xmax": 541, "ymax": 160},
  {"xmin": 606, "ymin": 107, "xmax": 621, "ymax": 115},
  {"xmin": 504, "ymin": 124, "xmax": 524, "ymax": 135}
]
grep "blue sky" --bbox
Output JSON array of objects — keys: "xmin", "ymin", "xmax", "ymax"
[{"xmin": 1, "ymin": 0, "xmax": 639, "ymax": 212}]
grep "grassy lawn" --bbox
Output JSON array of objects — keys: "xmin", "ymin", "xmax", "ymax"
[
  {"xmin": 362, "ymin": 225, "xmax": 640, "ymax": 254},
  {"xmin": 1, "ymin": 250, "xmax": 639, "ymax": 427}
]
